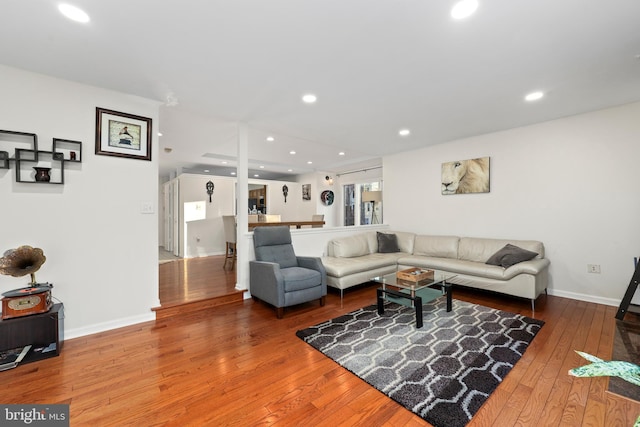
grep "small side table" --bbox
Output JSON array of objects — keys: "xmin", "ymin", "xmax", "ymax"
[{"xmin": 0, "ymin": 303, "xmax": 64, "ymax": 364}]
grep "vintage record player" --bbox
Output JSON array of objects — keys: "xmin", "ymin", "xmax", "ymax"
[
  {"xmin": 1, "ymin": 284, "xmax": 53, "ymax": 320},
  {"xmin": 0, "ymin": 245, "xmax": 53, "ymax": 320}
]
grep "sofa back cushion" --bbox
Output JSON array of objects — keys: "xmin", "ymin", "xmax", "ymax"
[
  {"xmin": 413, "ymin": 235, "xmax": 459, "ymax": 258},
  {"xmin": 330, "ymin": 234, "xmax": 372, "ymax": 258},
  {"xmin": 394, "ymin": 231, "xmax": 416, "ymax": 254},
  {"xmin": 458, "ymin": 237, "xmax": 544, "ymax": 263}
]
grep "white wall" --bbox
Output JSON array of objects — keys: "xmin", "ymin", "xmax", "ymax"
[
  {"xmin": 296, "ymin": 171, "xmax": 339, "ymax": 227},
  {"xmin": 0, "ymin": 65, "xmax": 160, "ymax": 338},
  {"xmin": 249, "ymin": 178, "xmax": 314, "ymax": 221},
  {"xmin": 384, "ymin": 102, "xmax": 640, "ymax": 306},
  {"xmin": 177, "ymin": 174, "xmax": 236, "ymax": 258}
]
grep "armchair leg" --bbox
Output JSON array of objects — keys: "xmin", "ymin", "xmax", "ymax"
[
  {"xmin": 320, "ymin": 296, "xmax": 326, "ymax": 307},
  {"xmin": 276, "ymin": 307, "xmax": 284, "ymax": 319}
]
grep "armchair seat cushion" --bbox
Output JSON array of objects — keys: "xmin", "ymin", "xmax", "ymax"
[{"xmin": 282, "ymin": 267, "xmax": 323, "ymax": 292}]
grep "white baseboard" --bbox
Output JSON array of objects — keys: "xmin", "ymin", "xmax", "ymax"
[
  {"xmin": 64, "ymin": 312, "xmax": 156, "ymax": 340},
  {"xmin": 184, "ymin": 251, "xmax": 225, "ymax": 258},
  {"xmin": 547, "ymin": 289, "xmax": 619, "ymax": 307}
]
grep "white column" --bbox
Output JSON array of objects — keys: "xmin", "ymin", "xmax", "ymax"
[{"xmin": 236, "ymin": 122, "xmax": 249, "ymax": 292}]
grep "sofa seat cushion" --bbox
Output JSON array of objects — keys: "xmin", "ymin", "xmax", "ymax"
[
  {"xmin": 397, "ymin": 256, "xmax": 550, "ymax": 280},
  {"xmin": 322, "ymin": 253, "xmax": 403, "ymax": 277},
  {"xmin": 281, "ymin": 267, "xmax": 322, "ymax": 292}
]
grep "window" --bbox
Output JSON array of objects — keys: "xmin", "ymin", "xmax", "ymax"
[
  {"xmin": 343, "ymin": 181, "xmax": 382, "ymax": 226},
  {"xmin": 343, "ymin": 184, "xmax": 355, "ymax": 226}
]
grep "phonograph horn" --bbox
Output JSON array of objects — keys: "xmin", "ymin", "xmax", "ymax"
[{"xmin": 0, "ymin": 245, "xmax": 47, "ymax": 285}]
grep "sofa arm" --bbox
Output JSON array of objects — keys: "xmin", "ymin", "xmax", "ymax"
[
  {"xmin": 297, "ymin": 256, "xmax": 328, "ymax": 289},
  {"xmin": 250, "ymin": 261, "xmax": 285, "ymax": 306},
  {"xmin": 503, "ymin": 258, "xmax": 550, "ymax": 279}
]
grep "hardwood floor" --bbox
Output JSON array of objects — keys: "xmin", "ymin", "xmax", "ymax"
[
  {"xmin": 158, "ymin": 255, "xmax": 239, "ymax": 305},
  {"xmin": 2, "ymin": 261, "xmax": 639, "ymax": 426},
  {"xmin": 154, "ymin": 255, "xmax": 244, "ymax": 319}
]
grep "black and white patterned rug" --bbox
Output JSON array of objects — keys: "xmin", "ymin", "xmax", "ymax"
[{"xmin": 296, "ymin": 298, "xmax": 544, "ymax": 427}]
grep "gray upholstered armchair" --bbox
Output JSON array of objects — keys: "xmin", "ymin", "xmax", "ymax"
[{"xmin": 250, "ymin": 226, "xmax": 327, "ymax": 318}]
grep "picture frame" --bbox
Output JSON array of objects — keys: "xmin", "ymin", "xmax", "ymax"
[
  {"xmin": 302, "ymin": 184, "xmax": 311, "ymax": 201},
  {"xmin": 95, "ymin": 107, "xmax": 152, "ymax": 161},
  {"xmin": 441, "ymin": 156, "xmax": 490, "ymax": 195}
]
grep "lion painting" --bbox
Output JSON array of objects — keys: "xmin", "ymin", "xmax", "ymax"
[{"xmin": 441, "ymin": 157, "xmax": 490, "ymax": 195}]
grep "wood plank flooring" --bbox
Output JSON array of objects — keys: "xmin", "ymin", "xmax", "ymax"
[
  {"xmin": 154, "ymin": 254, "xmax": 245, "ymax": 319},
  {"xmin": 1, "ymin": 258, "xmax": 639, "ymax": 426},
  {"xmin": 158, "ymin": 255, "xmax": 239, "ymax": 306}
]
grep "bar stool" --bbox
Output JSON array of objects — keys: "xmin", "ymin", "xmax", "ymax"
[{"xmin": 222, "ymin": 215, "xmax": 237, "ymax": 270}]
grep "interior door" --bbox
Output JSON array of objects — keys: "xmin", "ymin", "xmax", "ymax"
[
  {"xmin": 172, "ymin": 180, "xmax": 180, "ymax": 256},
  {"xmin": 163, "ymin": 183, "xmax": 171, "ymax": 250}
]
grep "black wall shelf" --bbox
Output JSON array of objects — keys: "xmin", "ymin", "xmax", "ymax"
[
  {"xmin": 0, "ymin": 129, "xmax": 81, "ymax": 184},
  {"xmin": 53, "ymin": 138, "xmax": 82, "ymax": 162}
]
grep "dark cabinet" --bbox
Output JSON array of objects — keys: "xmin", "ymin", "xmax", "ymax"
[{"xmin": 0, "ymin": 303, "xmax": 64, "ymax": 364}]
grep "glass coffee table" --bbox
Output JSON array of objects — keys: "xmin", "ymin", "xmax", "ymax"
[{"xmin": 371, "ymin": 269, "xmax": 457, "ymax": 328}]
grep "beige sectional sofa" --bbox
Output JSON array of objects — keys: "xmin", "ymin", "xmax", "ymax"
[{"xmin": 321, "ymin": 231, "xmax": 550, "ymax": 309}]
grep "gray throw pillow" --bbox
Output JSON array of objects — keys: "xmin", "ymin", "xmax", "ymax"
[
  {"xmin": 486, "ymin": 244, "xmax": 538, "ymax": 268},
  {"xmin": 377, "ymin": 232, "xmax": 400, "ymax": 253}
]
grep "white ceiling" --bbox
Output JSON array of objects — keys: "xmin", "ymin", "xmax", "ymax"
[{"xmin": 2, "ymin": 0, "xmax": 640, "ymax": 179}]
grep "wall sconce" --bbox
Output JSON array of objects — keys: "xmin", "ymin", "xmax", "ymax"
[
  {"xmin": 282, "ymin": 185, "xmax": 289, "ymax": 203},
  {"xmin": 206, "ymin": 181, "xmax": 214, "ymax": 203},
  {"xmin": 325, "ymin": 175, "xmax": 334, "ymax": 185}
]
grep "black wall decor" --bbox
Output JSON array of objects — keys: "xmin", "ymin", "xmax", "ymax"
[
  {"xmin": 206, "ymin": 180, "xmax": 214, "ymax": 203},
  {"xmin": 0, "ymin": 129, "xmax": 82, "ymax": 184}
]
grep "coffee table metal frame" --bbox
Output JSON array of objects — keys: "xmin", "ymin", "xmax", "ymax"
[{"xmin": 372, "ymin": 270, "xmax": 455, "ymax": 328}]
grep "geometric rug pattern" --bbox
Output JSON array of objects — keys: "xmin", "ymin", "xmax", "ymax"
[{"xmin": 296, "ymin": 298, "xmax": 544, "ymax": 427}]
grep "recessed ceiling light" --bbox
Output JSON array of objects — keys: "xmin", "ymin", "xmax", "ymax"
[
  {"xmin": 338, "ymin": 152, "xmax": 345, "ymax": 156},
  {"xmin": 254, "ymin": 174, "xmax": 259, "ymax": 177},
  {"xmin": 221, "ymin": 161, "xmax": 228, "ymax": 164},
  {"xmin": 157, "ymin": 132, "xmax": 163, "ymax": 137},
  {"xmin": 231, "ymin": 172, "xmax": 236, "ymax": 175},
  {"xmin": 302, "ymin": 94, "xmax": 317, "ymax": 104},
  {"xmin": 58, "ymin": 4, "xmax": 90, "ymax": 23},
  {"xmin": 203, "ymin": 169, "xmax": 210, "ymax": 173},
  {"xmin": 307, "ymin": 161, "xmax": 313, "ymax": 164},
  {"xmin": 289, "ymin": 150, "xmax": 296, "ymax": 155},
  {"xmin": 288, "ymin": 169, "xmax": 293, "ymax": 172},
  {"xmin": 398, "ymin": 129, "xmax": 411, "ymax": 137},
  {"xmin": 259, "ymin": 165, "xmax": 265, "ymax": 169},
  {"xmin": 451, "ymin": 0, "xmax": 479, "ymax": 20},
  {"xmin": 525, "ymin": 91, "xmax": 545, "ymax": 102},
  {"xmin": 266, "ymin": 136, "xmax": 275, "ymax": 142}
]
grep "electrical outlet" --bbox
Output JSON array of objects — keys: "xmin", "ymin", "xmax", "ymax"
[
  {"xmin": 587, "ymin": 264, "xmax": 601, "ymax": 274},
  {"xmin": 141, "ymin": 202, "xmax": 154, "ymax": 214}
]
